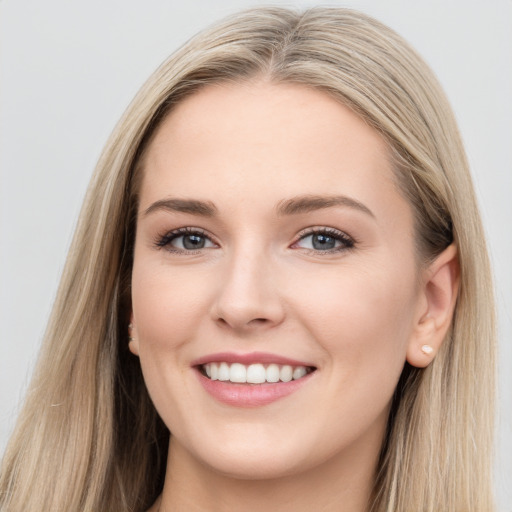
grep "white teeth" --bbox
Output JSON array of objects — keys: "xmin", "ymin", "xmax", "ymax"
[
  {"xmin": 230, "ymin": 363, "xmax": 247, "ymax": 383},
  {"xmin": 246, "ymin": 364, "xmax": 266, "ymax": 384},
  {"xmin": 293, "ymin": 366, "xmax": 307, "ymax": 380},
  {"xmin": 203, "ymin": 362, "xmax": 312, "ymax": 384},
  {"xmin": 280, "ymin": 365, "xmax": 293, "ymax": 382},
  {"xmin": 218, "ymin": 362, "xmax": 230, "ymax": 381},
  {"xmin": 266, "ymin": 364, "xmax": 280, "ymax": 383}
]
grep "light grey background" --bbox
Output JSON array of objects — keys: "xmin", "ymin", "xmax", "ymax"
[{"xmin": 1, "ymin": 0, "xmax": 511, "ymax": 508}]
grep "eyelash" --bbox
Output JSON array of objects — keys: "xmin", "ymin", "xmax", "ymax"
[
  {"xmin": 293, "ymin": 227, "xmax": 355, "ymax": 254},
  {"xmin": 154, "ymin": 226, "xmax": 356, "ymax": 255},
  {"xmin": 154, "ymin": 227, "xmax": 216, "ymax": 254}
]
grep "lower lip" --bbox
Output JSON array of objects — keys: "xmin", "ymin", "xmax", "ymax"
[{"xmin": 195, "ymin": 370, "xmax": 315, "ymax": 407}]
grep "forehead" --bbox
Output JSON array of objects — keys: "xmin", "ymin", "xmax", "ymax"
[
  {"xmin": 139, "ymin": 81, "xmax": 409, "ymax": 227},
  {"xmin": 145, "ymin": 82, "xmax": 391, "ymax": 173}
]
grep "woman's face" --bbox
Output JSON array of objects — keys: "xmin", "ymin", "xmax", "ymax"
[{"xmin": 131, "ymin": 82, "xmax": 426, "ymax": 480}]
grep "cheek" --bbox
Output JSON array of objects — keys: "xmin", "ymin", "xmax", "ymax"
[
  {"xmin": 130, "ymin": 261, "xmax": 210, "ymax": 430},
  {"xmin": 286, "ymin": 264, "xmax": 418, "ymax": 443},
  {"xmin": 131, "ymin": 261, "xmax": 209, "ymax": 352},
  {"xmin": 290, "ymin": 261, "xmax": 418, "ymax": 377}
]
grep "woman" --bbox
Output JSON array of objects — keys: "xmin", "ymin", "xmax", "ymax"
[{"xmin": 0, "ymin": 7, "xmax": 495, "ymax": 512}]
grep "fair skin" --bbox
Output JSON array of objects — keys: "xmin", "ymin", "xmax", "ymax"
[{"xmin": 130, "ymin": 82, "xmax": 458, "ymax": 512}]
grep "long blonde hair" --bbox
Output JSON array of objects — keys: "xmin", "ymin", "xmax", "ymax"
[{"xmin": 0, "ymin": 7, "xmax": 495, "ymax": 511}]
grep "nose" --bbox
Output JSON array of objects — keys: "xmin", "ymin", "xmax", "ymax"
[{"xmin": 211, "ymin": 248, "xmax": 285, "ymax": 332}]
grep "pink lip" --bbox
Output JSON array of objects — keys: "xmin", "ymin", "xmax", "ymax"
[
  {"xmin": 191, "ymin": 352, "xmax": 317, "ymax": 407},
  {"xmin": 195, "ymin": 370, "xmax": 315, "ymax": 407},
  {"xmin": 191, "ymin": 351, "xmax": 315, "ymax": 367}
]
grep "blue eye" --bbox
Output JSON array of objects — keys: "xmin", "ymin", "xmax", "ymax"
[
  {"xmin": 294, "ymin": 228, "xmax": 354, "ymax": 252},
  {"xmin": 156, "ymin": 228, "xmax": 216, "ymax": 252}
]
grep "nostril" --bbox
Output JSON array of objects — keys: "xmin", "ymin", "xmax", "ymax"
[
  {"xmin": 247, "ymin": 318, "xmax": 271, "ymax": 327},
  {"xmin": 215, "ymin": 316, "xmax": 270, "ymax": 329}
]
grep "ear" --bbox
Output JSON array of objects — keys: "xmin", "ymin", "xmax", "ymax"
[
  {"xmin": 407, "ymin": 244, "xmax": 460, "ymax": 368},
  {"xmin": 128, "ymin": 313, "xmax": 140, "ymax": 356}
]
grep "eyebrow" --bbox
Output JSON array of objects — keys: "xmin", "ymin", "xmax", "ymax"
[
  {"xmin": 143, "ymin": 198, "xmax": 218, "ymax": 217},
  {"xmin": 276, "ymin": 194, "xmax": 375, "ymax": 218},
  {"xmin": 143, "ymin": 194, "xmax": 374, "ymax": 219}
]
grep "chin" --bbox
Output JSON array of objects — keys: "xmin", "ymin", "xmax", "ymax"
[
  {"xmin": 202, "ymin": 450, "xmax": 311, "ymax": 481},
  {"xmin": 180, "ymin": 426, "xmax": 332, "ymax": 482}
]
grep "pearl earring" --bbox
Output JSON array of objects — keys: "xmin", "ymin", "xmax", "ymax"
[
  {"xmin": 128, "ymin": 323, "xmax": 135, "ymax": 343},
  {"xmin": 421, "ymin": 344, "xmax": 434, "ymax": 355}
]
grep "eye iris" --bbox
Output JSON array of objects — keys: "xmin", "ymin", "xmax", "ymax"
[
  {"xmin": 312, "ymin": 233, "xmax": 336, "ymax": 250},
  {"xmin": 183, "ymin": 234, "xmax": 205, "ymax": 249}
]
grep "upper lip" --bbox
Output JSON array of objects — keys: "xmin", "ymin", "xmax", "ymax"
[{"xmin": 191, "ymin": 351, "xmax": 316, "ymax": 368}]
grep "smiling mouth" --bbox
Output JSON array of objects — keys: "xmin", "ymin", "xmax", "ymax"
[{"xmin": 199, "ymin": 362, "xmax": 316, "ymax": 384}]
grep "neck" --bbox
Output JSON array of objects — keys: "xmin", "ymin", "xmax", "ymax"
[{"xmin": 156, "ymin": 436, "xmax": 380, "ymax": 512}]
